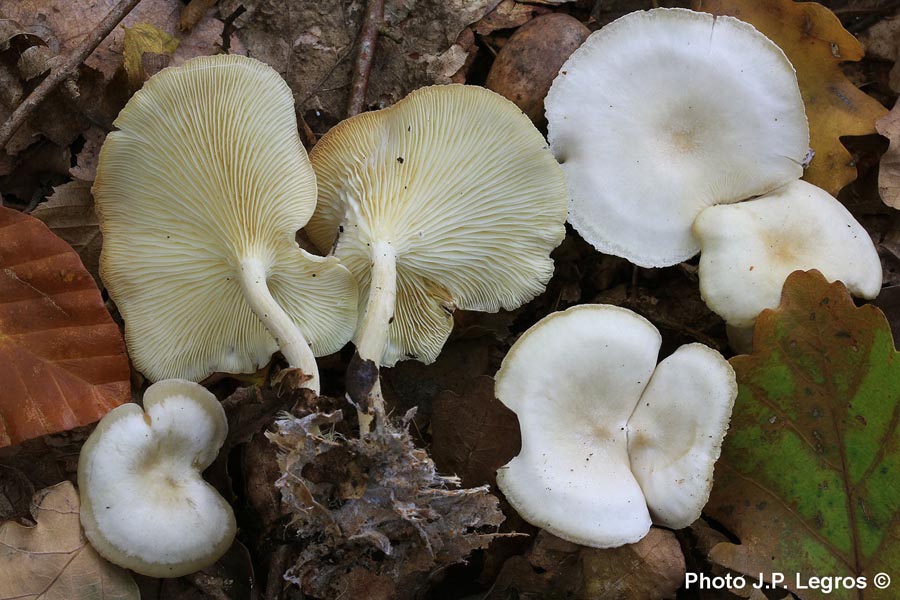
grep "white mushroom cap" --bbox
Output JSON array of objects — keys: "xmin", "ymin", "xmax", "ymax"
[
  {"xmin": 495, "ymin": 304, "xmax": 736, "ymax": 547},
  {"xmin": 495, "ymin": 305, "xmax": 658, "ymax": 547},
  {"xmin": 694, "ymin": 179, "xmax": 883, "ymax": 329},
  {"xmin": 307, "ymin": 85, "xmax": 567, "ymax": 367},
  {"xmin": 546, "ymin": 8, "xmax": 809, "ymax": 267},
  {"xmin": 628, "ymin": 343, "xmax": 736, "ymax": 528},
  {"xmin": 78, "ymin": 379, "xmax": 235, "ymax": 578},
  {"xmin": 94, "ymin": 54, "xmax": 358, "ymax": 384}
]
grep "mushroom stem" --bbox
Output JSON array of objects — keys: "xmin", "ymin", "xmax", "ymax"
[
  {"xmin": 238, "ymin": 258, "xmax": 320, "ymax": 394},
  {"xmin": 355, "ymin": 241, "xmax": 397, "ymax": 432}
]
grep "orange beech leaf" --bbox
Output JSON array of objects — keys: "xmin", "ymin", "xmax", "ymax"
[
  {"xmin": 0, "ymin": 206, "xmax": 129, "ymax": 447},
  {"xmin": 695, "ymin": 0, "xmax": 888, "ymax": 195}
]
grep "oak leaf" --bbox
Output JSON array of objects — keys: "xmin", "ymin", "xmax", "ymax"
[
  {"xmin": 0, "ymin": 482, "xmax": 138, "ymax": 600},
  {"xmin": 706, "ymin": 270, "xmax": 900, "ymax": 599},
  {"xmin": 695, "ymin": 0, "xmax": 888, "ymax": 195},
  {"xmin": 0, "ymin": 207, "xmax": 130, "ymax": 448}
]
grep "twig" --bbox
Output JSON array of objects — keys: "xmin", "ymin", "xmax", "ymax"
[
  {"xmin": 265, "ymin": 544, "xmax": 291, "ymax": 600},
  {"xmin": 346, "ymin": 0, "xmax": 384, "ymax": 117},
  {"xmin": 0, "ymin": 0, "xmax": 143, "ymax": 152},
  {"xmin": 221, "ymin": 5, "xmax": 246, "ymax": 53}
]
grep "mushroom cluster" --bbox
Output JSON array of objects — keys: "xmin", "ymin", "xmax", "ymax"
[
  {"xmin": 546, "ymin": 7, "xmax": 882, "ymax": 337},
  {"xmin": 496, "ymin": 305, "xmax": 737, "ymax": 547}
]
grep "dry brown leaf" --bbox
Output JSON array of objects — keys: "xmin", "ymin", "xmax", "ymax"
[
  {"xmin": 431, "ymin": 375, "xmax": 520, "ymax": 488},
  {"xmin": 876, "ymin": 98, "xmax": 900, "ymax": 209},
  {"xmin": 70, "ymin": 126, "xmax": 106, "ymax": 182},
  {"xmin": 472, "ymin": 0, "xmax": 535, "ymax": 36},
  {"xmin": 0, "ymin": 207, "xmax": 130, "ymax": 448},
  {"xmin": 695, "ymin": 0, "xmax": 888, "ymax": 195},
  {"xmin": 0, "ymin": 0, "xmax": 242, "ymax": 81},
  {"xmin": 860, "ymin": 15, "xmax": 900, "ymax": 93},
  {"xmin": 30, "ymin": 181, "xmax": 103, "ymax": 284},
  {"xmin": 490, "ymin": 528, "xmax": 685, "ymax": 599},
  {"xmin": 0, "ymin": 482, "xmax": 138, "ymax": 600},
  {"xmin": 220, "ymin": 0, "xmax": 499, "ymax": 119}
]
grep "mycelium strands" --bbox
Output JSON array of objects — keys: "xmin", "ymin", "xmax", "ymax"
[
  {"xmin": 94, "ymin": 55, "xmax": 358, "ymax": 391},
  {"xmin": 308, "ymin": 85, "xmax": 567, "ymax": 369},
  {"xmin": 78, "ymin": 379, "xmax": 235, "ymax": 578},
  {"xmin": 694, "ymin": 179, "xmax": 882, "ymax": 329},
  {"xmin": 546, "ymin": 8, "xmax": 809, "ymax": 268}
]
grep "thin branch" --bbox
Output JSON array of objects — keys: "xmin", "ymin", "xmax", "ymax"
[
  {"xmin": 0, "ymin": 0, "xmax": 143, "ymax": 152},
  {"xmin": 346, "ymin": 0, "xmax": 384, "ymax": 117}
]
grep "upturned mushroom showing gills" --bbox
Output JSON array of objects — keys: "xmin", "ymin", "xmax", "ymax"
[
  {"xmin": 694, "ymin": 180, "xmax": 882, "ymax": 332},
  {"xmin": 546, "ymin": 8, "xmax": 809, "ymax": 268},
  {"xmin": 306, "ymin": 85, "xmax": 567, "ymax": 412},
  {"xmin": 495, "ymin": 304, "xmax": 737, "ymax": 548},
  {"xmin": 78, "ymin": 379, "xmax": 235, "ymax": 577},
  {"xmin": 93, "ymin": 55, "xmax": 358, "ymax": 392}
]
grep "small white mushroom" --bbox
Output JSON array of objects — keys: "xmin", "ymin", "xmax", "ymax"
[
  {"xmin": 78, "ymin": 379, "xmax": 235, "ymax": 578},
  {"xmin": 495, "ymin": 305, "xmax": 736, "ymax": 548},
  {"xmin": 694, "ymin": 179, "xmax": 882, "ymax": 331},
  {"xmin": 546, "ymin": 8, "xmax": 809, "ymax": 267}
]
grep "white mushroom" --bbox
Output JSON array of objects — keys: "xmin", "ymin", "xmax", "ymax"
[
  {"xmin": 94, "ymin": 54, "xmax": 358, "ymax": 392},
  {"xmin": 546, "ymin": 8, "xmax": 809, "ymax": 267},
  {"xmin": 306, "ymin": 84, "xmax": 567, "ymax": 426},
  {"xmin": 78, "ymin": 379, "xmax": 235, "ymax": 578},
  {"xmin": 694, "ymin": 179, "xmax": 882, "ymax": 330},
  {"xmin": 495, "ymin": 304, "xmax": 736, "ymax": 547}
]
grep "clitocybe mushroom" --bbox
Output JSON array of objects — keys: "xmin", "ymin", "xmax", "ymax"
[
  {"xmin": 546, "ymin": 8, "xmax": 809, "ymax": 267},
  {"xmin": 306, "ymin": 85, "xmax": 567, "ymax": 415},
  {"xmin": 78, "ymin": 379, "xmax": 235, "ymax": 577},
  {"xmin": 495, "ymin": 304, "xmax": 736, "ymax": 547},
  {"xmin": 694, "ymin": 179, "xmax": 882, "ymax": 332},
  {"xmin": 94, "ymin": 54, "xmax": 358, "ymax": 392}
]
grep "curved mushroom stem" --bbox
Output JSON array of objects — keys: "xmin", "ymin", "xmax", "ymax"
[
  {"xmin": 354, "ymin": 241, "xmax": 397, "ymax": 433},
  {"xmin": 238, "ymin": 258, "xmax": 320, "ymax": 394}
]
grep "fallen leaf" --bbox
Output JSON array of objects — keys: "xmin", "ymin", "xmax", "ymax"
[
  {"xmin": 472, "ymin": 0, "xmax": 535, "ymax": 36},
  {"xmin": 0, "ymin": 481, "xmax": 138, "ymax": 599},
  {"xmin": 706, "ymin": 270, "xmax": 900, "ymax": 599},
  {"xmin": 695, "ymin": 0, "xmax": 888, "ymax": 194},
  {"xmin": 30, "ymin": 181, "xmax": 103, "ymax": 284},
  {"xmin": 876, "ymin": 98, "xmax": 900, "ymax": 209},
  {"xmin": 859, "ymin": 15, "xmax": 900, "ymax": 93},
  {"xmin": 1, "ymin": 0, "xmax": 242, "ymax": 81},
  {"xmin": 431, "ymin": 375, "xmax": 520, "ymax": 488},
  {"xmin": 69, "ymin": 126, "xmax": 106, "ymax": 182},
  {"xmin": 220, "ymin": 0, "xmax": 499, "ymax": 119},
  {"xmin": 122, "ymin": 23, "xmax": 179, "ymax": 90},
  {"xmin": 0, "ymin": 207, "xmax": 130, "ymax": 447},
  {"xmin": 490, "ymin": 528, "xmax": 685, "ymax": 599}
]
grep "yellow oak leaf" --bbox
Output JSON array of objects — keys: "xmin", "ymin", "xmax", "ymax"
[{"xmin": 694, "ymin": 0, "xmax": 888, "ymax": 195}]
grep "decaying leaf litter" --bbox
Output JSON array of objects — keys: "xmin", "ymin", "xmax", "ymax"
[{"xmin": 1, "ymin": 0, "xmax": 900, "ymax": 599}]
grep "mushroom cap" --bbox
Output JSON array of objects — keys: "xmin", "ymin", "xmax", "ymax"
[
  {"xmin": 694, "ymin": 179, "xmax": 883, "ymax": 328},
  {"xmin": 94, "ymin": 54, "xmax": 358, "ymax": 382},
  {"xmin": 78, "ymin": 379, "xmax": 235, "ymax": 578},
  {"xmin": 628, "ymin": 343, "xmax": 736, "ymax": 528},
  {"xmin": 546, "ymin": 8, "xmax": 809, "ymax": 268},
  {"xmin": 307, "ymin": 85, "xmax": 568, "ymax": 366},
  {"xmin": 495, "ymin": 305, "xmax": 659, "ymax": 547}
]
